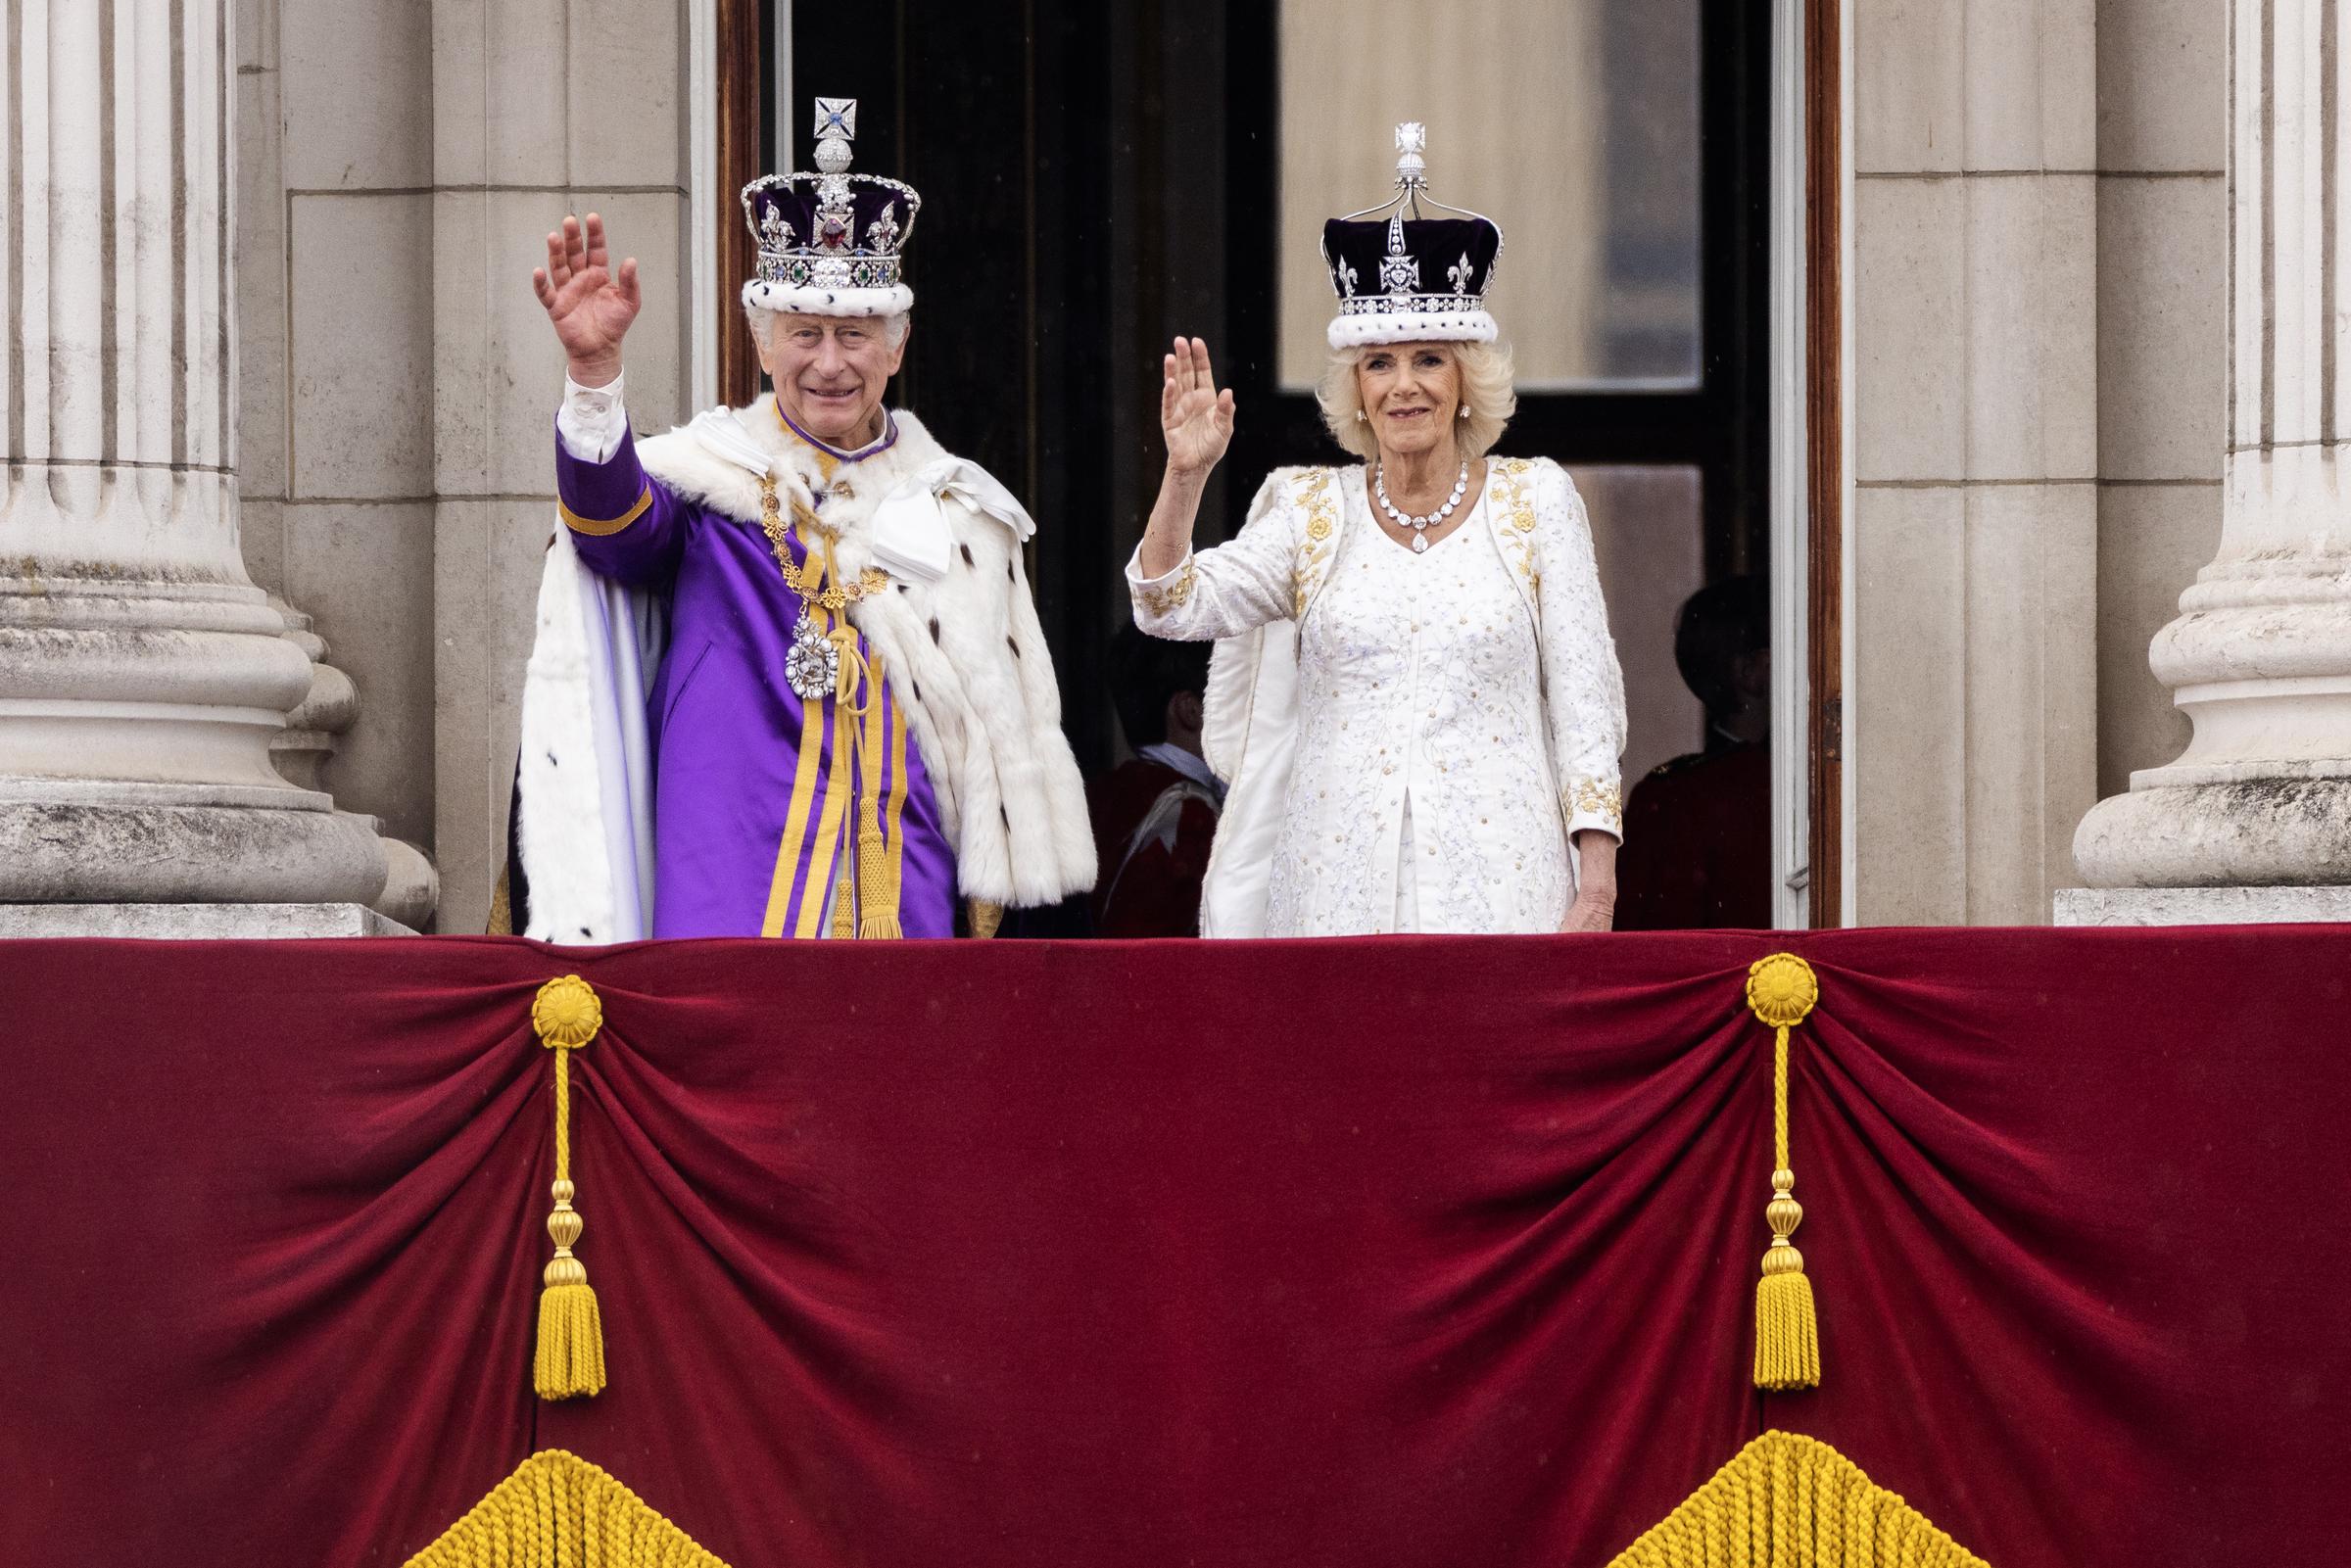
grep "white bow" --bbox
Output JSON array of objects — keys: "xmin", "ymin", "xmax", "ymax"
[{"xmin": 871, "ymin": 458, "xmax": 1037, "ymax": 585}]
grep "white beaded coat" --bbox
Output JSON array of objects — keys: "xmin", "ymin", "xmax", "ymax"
[{"xmin": 1128, "ymin": 458, "xmax": 1626, "ymax": 937}]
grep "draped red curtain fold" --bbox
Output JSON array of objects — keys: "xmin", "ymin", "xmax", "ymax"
[{"xmin": 1, "ymin": 930, "xmax": 2342, "ymax": 1566}]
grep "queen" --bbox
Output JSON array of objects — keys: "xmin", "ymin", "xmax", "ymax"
[{"xmin": 1127, "ymin": 124, "xmax": 1627, "ymax": 937}]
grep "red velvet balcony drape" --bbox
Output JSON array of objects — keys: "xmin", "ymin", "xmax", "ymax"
[{"xmin": 0, "ymin": 929, "xmax": 2343, "ymax": 1566}]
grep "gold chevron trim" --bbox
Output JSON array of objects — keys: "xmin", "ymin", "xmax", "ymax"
[
  {"xmin": 404, "ymin": 1449, "xmax": 732, "ymax": 1567},
  {"xmin": 1607, "ymin": 1430, "xmax": 1989, "ymax": 1568}
]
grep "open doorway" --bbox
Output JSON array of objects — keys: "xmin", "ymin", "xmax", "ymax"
[{"xmin": 719, "ymin": 0, "xmax": 1831, "ymax": 928}]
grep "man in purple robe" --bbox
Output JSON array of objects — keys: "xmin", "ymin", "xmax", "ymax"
[{"xmin": 504, "ymin": 98, "xmax": 1094, "ymax": 942}]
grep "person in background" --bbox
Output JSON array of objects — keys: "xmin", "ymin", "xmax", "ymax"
[
  {"xmin": 1090, "ymin": 628, "xmax": 1223, "ymax": 936},
  {"xmin": 1614, "ymin": 575, "xmax": 1772, "ymax": 929}
]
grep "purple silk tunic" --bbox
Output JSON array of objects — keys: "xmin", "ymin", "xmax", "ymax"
[{"xmin": 555, "ymin": 422, "xmax": 958, "ymax": 939}]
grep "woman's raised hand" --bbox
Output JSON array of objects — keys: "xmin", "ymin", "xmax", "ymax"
[
  {"xmin": 1161, "ymin": 336, "xmax": 1236, "ymax": 478},
  {"xmin": 532, "ymin": 213, "xmax": 641, "ymax": 385}
]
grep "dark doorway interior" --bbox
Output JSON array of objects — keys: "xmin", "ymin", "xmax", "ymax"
[{"xmin": 742, "ymin": 1, "xmax": 1777, "ymax": 927}]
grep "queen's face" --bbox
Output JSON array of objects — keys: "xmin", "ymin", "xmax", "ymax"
[
  {"xmin": 758, "ymin": 313, "xmax": 908, "ymax": 446},
  {"xmin": 1356, "ymin": 342, "xmax": 1461, "ymax": 461}
]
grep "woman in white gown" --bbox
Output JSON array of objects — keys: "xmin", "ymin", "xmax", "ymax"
[{"xmin": 1126, "ymin": 125, "xmax": 1626, "ymax": 937}]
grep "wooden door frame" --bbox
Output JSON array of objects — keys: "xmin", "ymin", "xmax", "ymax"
[
  {"xmin": 1803, "ymin": 0, "xmax": 1843, "ymax": 927},
  {"xmin": 715, "ymin": 0, "xmax": 765, "ymax": 410}
]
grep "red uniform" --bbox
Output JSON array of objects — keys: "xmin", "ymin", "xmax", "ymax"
[
  {"xmin": 1613, "ymin": 742, "xmax": 1772, "ymax": 930},
  {"xmin": 1088, "ymin": 757, "xmax": 1222, "ymax": 938}
]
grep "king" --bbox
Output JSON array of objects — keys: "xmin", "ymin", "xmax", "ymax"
[{"xmin": 509, "ymin": 98, "xmax": 1094, "ymax": 941}]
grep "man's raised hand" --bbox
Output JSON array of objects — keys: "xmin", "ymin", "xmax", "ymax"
[{"xmin": 532, "ymin": 213, "xmax": 641, "ymax": 387}]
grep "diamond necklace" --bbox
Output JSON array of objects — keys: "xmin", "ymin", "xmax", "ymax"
[{"xmin": 1373, "ymin": 459, "xmax": 1470, "ymax": 553}]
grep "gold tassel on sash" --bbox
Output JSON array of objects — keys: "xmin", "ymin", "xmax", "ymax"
[
  {"xmin": 800, "ymin": 524, "xmax": 906, "ymax": 942},
  {"xmin": 530, "ymin": 975, "xmax": 608, "ymax": 1400},
  {"xmin": 854, "ymin": 695, "xmax": 907, "ymax": 940},
  {"xmin": 1745, "ymin": 952, "xmax": 1822, "ymax": 1392}
]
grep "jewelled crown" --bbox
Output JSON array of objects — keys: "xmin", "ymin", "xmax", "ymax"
[
  {"xmin": 1320, "ymin": 122, "xmax": 1504, "ymax": 350},
  {"xmin": 740, "ymin": 97, "xmax": 923, "ymax": 317}
]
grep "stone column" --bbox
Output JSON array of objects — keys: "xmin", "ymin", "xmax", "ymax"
[
  {"xmin": 2067, "ymin": 0, "xmax": 2351, "ymax": 921},
  {"xmin": 0, "ymin": 0, "xmax": 386, "ymax": 920}
]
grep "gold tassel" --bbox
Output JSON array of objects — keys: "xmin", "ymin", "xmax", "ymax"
[
  {"xmin": 1745, "ymin": 952, "xmax": 1822, "ymax": 1392},
  {"xmin": 830, "ymin": 867, "xmax": 857, "ymax": 939},
  {"xmin": 852, "ymin": 653, "xmax": 905, "ymax": 940},
  {"xmin": 1606, "ymin": 1429, "xmax": 1989, "ymax": 1567},
  {"xmin": 531, "ymin": 975, "xmax": 608, "ymax": 1400},
  {"xmin": 403, "ymin": 1449, "xmax": 734, "ymax": 1568},
  {"xmin": 855, "ymin": 822, "xmax": 903, "ymax": 939}
]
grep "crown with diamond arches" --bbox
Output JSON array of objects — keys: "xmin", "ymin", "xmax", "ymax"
[
  {"xmin": 1319, "ymin": 120, "xmax": 1504, "ymax": 350},
  {"xmin": 739, "ymin": 96, "xmax": 924, "ymax": 318}
]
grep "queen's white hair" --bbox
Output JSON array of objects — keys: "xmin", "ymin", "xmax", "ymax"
[{"xmin": 1316, "ymin": 339, "xmax": 1516, "ymax": 462}]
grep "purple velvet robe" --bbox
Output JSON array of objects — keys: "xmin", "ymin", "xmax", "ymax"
[{"xmin": 555, "ymin": 423, "xmax": 957, "ymax": 939}]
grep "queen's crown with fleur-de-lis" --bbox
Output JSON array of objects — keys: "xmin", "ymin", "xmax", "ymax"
[
  {"xmin": 739, "ymin": 97, "xmax": 924, "ymax": 317},
  {"xmin": 1319, "ymin": 121, "xmax": 1504, "ymax": 350}
]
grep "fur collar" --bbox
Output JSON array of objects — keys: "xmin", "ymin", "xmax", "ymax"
[{"xmin": 635, "ymin": 395, "xmax": 950, "ymax": 536}]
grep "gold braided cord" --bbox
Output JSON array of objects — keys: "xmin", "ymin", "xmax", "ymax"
[
  {"xmin": 552, "ymin": 1037, "xmax": 574, "ymax": 1184},
  {"xmin": 1772, "ymin": 1012, "xmax": 1793, "ymax": 1173},
  {"xmin": 755, "ymin": 475, "xmax": 888, "ymax": 618},
  {"xmin": 1746, "ymin": 953, "xmax": 1823, "ymax": 1392},
  {"xmin": 403, "ymin": 1449, "xmax": 732, "ymax": 1568},
  {"xmin": 531, "ymin": 976, "xmax": 607, "ymax": 1401},
  {"xmin": 1607, "ymin": 1430, "xmax": 1988, "ymax": 1568}
]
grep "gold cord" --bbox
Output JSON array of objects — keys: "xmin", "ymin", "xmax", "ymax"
[
  {"xmin": 1746, "ymin": 952, "xmax": 1823, "ymax": 1392},
  {"xmin": 529, "ymin": 976, "xmax": 608, "ymax": 1400}
]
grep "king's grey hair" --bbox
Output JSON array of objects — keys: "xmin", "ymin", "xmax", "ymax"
[{"xmin": 744, "ymin": 304, "xmax": 912, "ymax": 352}]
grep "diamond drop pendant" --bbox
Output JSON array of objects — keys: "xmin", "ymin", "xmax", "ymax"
[{"xmin": 784, "ymin": 612, "xmax": 840, "ymax": 701}]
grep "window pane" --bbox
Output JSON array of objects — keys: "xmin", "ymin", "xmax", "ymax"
[{"xmin": 1277, "ymin": 0, "xmax": 1702, "ymax": 392}]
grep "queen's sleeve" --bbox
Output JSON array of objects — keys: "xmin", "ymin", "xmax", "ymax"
[
  {"xmin": 1125, "ymin": 470, "xmax": 1304, "ymax": 641},
  {"xmin": 1530, "ymin": 462, "xmax": 1628, "ymax": 841}
]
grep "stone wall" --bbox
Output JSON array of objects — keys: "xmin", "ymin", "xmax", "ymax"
[
  {"xmin": 237, "ymin": 0, "xmax": 694, "ymax": 931},
  {"xmin": 2090, "ymin": 0, "xmax": 2224, "ymax": 808},
  {"xmin": 1848, "ymin": 0, "xmax": 2222, "ymax": 924},
  {"xmin": 223, "ymin": 3, "xmax": 2233, "ymax": 932},
  {"xmin": 1850, "ymin": 0, "xmax": 2099, "ymax": 925}
]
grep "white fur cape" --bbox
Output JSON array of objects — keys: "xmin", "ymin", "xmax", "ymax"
[{"xmin": 516, "ymin": 399, "xmax": 1096, "ymax": 941}]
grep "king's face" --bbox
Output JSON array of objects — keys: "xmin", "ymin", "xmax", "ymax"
[{"xmin": 760, "ymin": 313, "xmax": 909, "ymax": 447}]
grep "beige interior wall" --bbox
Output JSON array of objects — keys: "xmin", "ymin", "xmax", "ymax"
[
  {"xmin": 237, "ymin": 0, "xmax": 694, "ymax": 931},
  {"xmin": 1274, "ymin": 0, "xmax": 1603, "ymax": 390}
]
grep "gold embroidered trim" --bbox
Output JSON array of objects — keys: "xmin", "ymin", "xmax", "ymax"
[
  {"xmin": 1291, "ymin": 469, "xmax": 1339, "ymax": 617},
  {"xmin": 1486, "ymin": 459, "xmax": 1543, "ymax": 595},
  {"xmin": 558, "ymin": 482, "xmax": 654, "ymax": 537},
  {"xmin": 1137, "ymin": 556, "xmax": 1197, "ymax": 618},
  {"xmin": 1565, "ymin": 775, "xmax": 1623, "ymax": 828}
]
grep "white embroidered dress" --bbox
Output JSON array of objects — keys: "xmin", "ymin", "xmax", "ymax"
[{"xmin": 1128, "ymin": 458, "xmax": 1626, "ymax": 936}]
